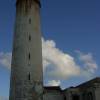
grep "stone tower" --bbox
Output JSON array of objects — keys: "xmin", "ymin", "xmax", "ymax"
[{"xmin": 9, "ymin": 0, "xmax": 43, "ymax": 100}]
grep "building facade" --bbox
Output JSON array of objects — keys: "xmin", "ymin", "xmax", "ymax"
[
  {"xmin": 43, "ymin": 87, "xmax": 64, "ymax": 100},
  {"xmin": 9, "ymin": 0, "xmax": 43, "ymax": 100},
  {"xmin": 43, "ymin": 77, "xmax": 100, "ymax": 100}
]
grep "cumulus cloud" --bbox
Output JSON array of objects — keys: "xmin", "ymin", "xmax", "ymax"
[
  {"xmin": 0, "ymin": 52, "xmax": 12, "ymax": 69},
  {"xmin": 76, "ymin": 51, "xmax": 98, "ymax": 73},
  {"xmin": 0, "ymin": 96, "xmax": 8, "ymax": 100},
  {"xmin": 46, "ymin": 80, "xmax": 61, "ymax": 86},
  {"xmin": 42, "ymin": 38, "xmax": 81, "ymax": 79},
  {"xmin": 0, "ymin": 38, "xmax": 98, "ymax": 82}
]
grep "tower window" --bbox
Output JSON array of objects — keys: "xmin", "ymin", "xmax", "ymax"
[
  {"xmin": 29, "ymin": 53, "xmax": 30, "ymax": 60},
  {"xmin": 29, "ymin": 35, "xmax": 31, "ymax": 41},
  {"xmin": 28, "ymin": 73, "xmax": 30, "ymax": 80},
  {"xmin": 29, "ymin": 18, "xmax": 31, "ymax": 24}
]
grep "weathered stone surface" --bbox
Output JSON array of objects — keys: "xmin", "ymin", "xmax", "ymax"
[{"xmin": 9, "ymin": 0, "xmax": 43, "ymax": 100}]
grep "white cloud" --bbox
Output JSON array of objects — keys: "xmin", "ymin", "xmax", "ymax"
[
  {"xmin": 76, "ymin": 51, "xmax": 98, "ymax": 73},
  {"xmin": 42, "ymin": 38, "xmax": 81, "ymax": 79},
  {"xmin": 46, "ymin": 80, "xmax": 61, "ymax": 86},
  {"xmin": 0, "ymin": 38, "xmax": 98, "ymax": 81},
  {"xmin": 0, "ymin": 52, "xmax": 12, "ymax": 69},
  {"xmin": 0, "ymin": 96, "xmax": 8, "ymax": 100}
]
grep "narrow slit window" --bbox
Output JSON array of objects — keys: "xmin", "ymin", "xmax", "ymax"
[
  {"xmin": 29, "ymin": 18, "xmax": 31, "ymax": 24},
  {"xmin": 29, "ymin": 35, "xmax": 31, "ymax": 41},
  {"xmin": 29, "ymin": 53, "xmax": 30, "ymax": 60},
  {"xmin": 28, "ymin": 73, "xmax": 30, "ymax": 80}
]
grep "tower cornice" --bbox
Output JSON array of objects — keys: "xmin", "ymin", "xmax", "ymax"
[{"xmin": 16, "ymin": 0, "xmax": 41, "ymax": 8}]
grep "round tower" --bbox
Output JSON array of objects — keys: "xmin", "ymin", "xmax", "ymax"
[{"xmin": 9, "ymin": 0, "xmax": 43, "ymax": 100}]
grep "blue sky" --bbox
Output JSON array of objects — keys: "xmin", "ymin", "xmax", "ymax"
[{"xmin": 0, "ymin": 0, "xmax": 100, "ymax": 98}]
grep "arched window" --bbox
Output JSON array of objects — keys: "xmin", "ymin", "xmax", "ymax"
[
  {"xmin": 72, "ymin": 94, "xmax": 79, "ymax": 100},
  {"xmin": 82, "ymin": 93, "xmax": 86, "ymax": 100},
  {"xmin": 88, "ymin": 92, "xmax": 93, "ymax": 100}
]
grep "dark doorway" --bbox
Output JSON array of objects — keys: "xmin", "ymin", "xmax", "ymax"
[
  {"xmin": 88, "ymin": 92, "xmax": 93, "ymax": 100},
  {"xmin": 64, "ymin": 95, "xmax": 66, "ymax": 100},
  {"xmin": 72, "ymin": 95, "xmax": 80, "ymax": 100}
]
